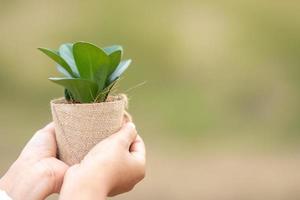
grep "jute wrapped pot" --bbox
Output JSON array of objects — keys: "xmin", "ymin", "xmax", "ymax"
[{"xmin": 50, "ymin": 94, "xmax": 130, "ymax": 165}]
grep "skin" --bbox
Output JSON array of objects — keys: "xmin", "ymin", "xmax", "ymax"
[
  {"xmin": 59, "ymin": 122, "xmax": 146, "ymax": 199},
  {"xmin": 0, "ymin": 123, "xmax": 68, "ymax": 200},
  {"xmin": 0, "ymin": 122, "xmax": 146, "ymax": 200}
]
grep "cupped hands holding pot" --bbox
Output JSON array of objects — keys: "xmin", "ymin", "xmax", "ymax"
[{"xmin": 0, "ymin": 122, "xmax": 146, "ymax": 200}]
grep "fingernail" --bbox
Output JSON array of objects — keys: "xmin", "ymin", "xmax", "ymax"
[
  {"xmin": 44, "ymin": 122, "xmax": 54, "ymax": 130},
  {"xmin": 127, "ymin": 122, "xmax": 136, "ymax": 129}
]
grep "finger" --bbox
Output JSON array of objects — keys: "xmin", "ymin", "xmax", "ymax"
[
  {"xmin": 20, "ymin": 122, "xmax": 58, "ymax": 160},
  {"xmin": 47, "ymin": 158, "xmax": 69, "ymax": 194},
  {"xmin": 36, "ymin": 157, "xmax": 69, "ymax": 197},
  {"xmin": 122, "ymin": 111, "xmax": 132, "ymax": 124},
  {"xmin": 43, "ymin": 122, "xmax": 55, "ymax": 131},
  {"xmin": 130, "ymin": 135, "xmax": 146, "ymax": 159},
  {"xmin": 114, "ymin": 122, "xmax": 137, "ymax": 148},
  {"xmin": 86, "ymin": 122, "xmax": 137, "ymax": 158}
]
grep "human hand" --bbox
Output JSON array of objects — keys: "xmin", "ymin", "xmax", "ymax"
[
  {"xmin": 59, "ymin": 122, "xmax": 146, "ymax": 200},
  {"xmin": 0, "ymin": 123, "xmax": 68, "ymax": 200}
]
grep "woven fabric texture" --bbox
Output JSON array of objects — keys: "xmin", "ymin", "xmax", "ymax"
[{"xmin": 51, "ymin": 95, "xmax": 127, "ymax": 165}]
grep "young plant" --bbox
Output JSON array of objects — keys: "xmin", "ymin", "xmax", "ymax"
[{"xmin": 39, "ymin": 42, "xmax": 131, "ymax": 103}]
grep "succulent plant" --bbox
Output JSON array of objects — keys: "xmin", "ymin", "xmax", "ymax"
[{"xmin": 39, "ymin": 42, "xmax": 131, "ymax": 103}]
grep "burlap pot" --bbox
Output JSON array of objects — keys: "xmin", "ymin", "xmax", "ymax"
[{"xmin": 50, "ymin": 95, "xmax": 129, "ymax": 165}]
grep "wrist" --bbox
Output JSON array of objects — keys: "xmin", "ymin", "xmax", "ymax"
[
  {"xmin": 0, "ymin": 160, "xmax": 55, "ymax": 200},
  {"xmin": 60, "ymin": 165, "xmax": 108, "ymax": 200}
]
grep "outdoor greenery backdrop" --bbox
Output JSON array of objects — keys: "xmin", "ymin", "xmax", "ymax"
[{"xmin": 0, "ymin": 1, "xmax": 300, "ymax": 199}]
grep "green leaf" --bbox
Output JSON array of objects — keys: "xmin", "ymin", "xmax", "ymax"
[
  {"xmin": 108, "ymin": 59, "xmax": 131, "ymax": 84},
  {"xmin": 95, "ymin": 78, "xmax": 119, "ymax": 102},
  {"xmin": 103, "ymin": 45, "xmax": 123, "ymax": 55},
  {"xmin": 49, "ymin": 77, "xmax": 98, "ymax": 103},
  {"xmin": 56, "ymin": 65, "xmax": 72, "ymax": 77},
  {"xmin": 64, "ymin": 88, "xmax": 73, "ymax": 101},
  {"xmin": 108, "ymin": 51, "xmax": 121, "ymax": 75},
  {"xmin": 73, "ymin": 42, "xmax": 110, "ymax": 90},
  {"xmin": 38, "ymin": 48, "xmax": 74, "ymax": 77},
  {"xmin": 59, "ymin": 43, "xmax": 79, "ymax": 77},
  {"xmin": 103, "ymin": 45, "xmax": 123, "ymax": 75}
]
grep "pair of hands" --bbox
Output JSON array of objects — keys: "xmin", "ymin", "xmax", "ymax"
[{"xmin": 0, "ymin": 122, "xmax": 146, "ymax": 200}]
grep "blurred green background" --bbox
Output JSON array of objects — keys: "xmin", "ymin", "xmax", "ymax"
[{"xmin": 1, "ymin": 0, "xmax": 300, "ymax": 199}]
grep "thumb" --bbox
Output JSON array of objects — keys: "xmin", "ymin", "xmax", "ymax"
[
  {"xmin": 20, "ymin": 122, "xmax": 57, "ymax": 160},
  {"xmin": 27, "ymin": 157, "xmax": 69, "ymax": 200},
  {"xmin": 130, "ymin": 135, "xmax": 146, "ymax": 158},
  {"xmin": 114, "ymin": 122, "xmax": 137, "ymax": 148}
]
